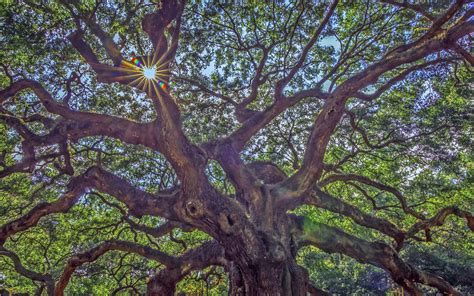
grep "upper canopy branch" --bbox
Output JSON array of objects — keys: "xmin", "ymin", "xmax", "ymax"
[
  {"xmin": 142, "ymin": 0, "xmax": 185, "ymax": 54},
  {"xmin": 58, "ymin": 0, "xmax": 124, "ymax": 65},
  {"xmin": 384, "ymin": 0, "xmax": 468, "ymax": 58},
  {"xmin": 63, "ymin": 0, "xmax": 182, "ymax": 107},
  {"xmin": 235, "ymin": 46, "xmax": 273, "ymax": 121},
  {"xmin": 276, "ymin": 10, "xmax": 474, "ymax": 200},
  {"xmin": 344, "ymin": 110, "xmax": 450, "ymax": 151},
  {"xmin": 381, "ymin": 0, "xmax": 435, "ymax": 21},
  {"xmin": 274, "ymin": 0, "xmax": 338, "ymax": 97},
  {"xmin": 209, "ymin": 86, "xmax": 328, "ymax": 154},
  {"xmin": 406, "ymin": 206, "xmax": 474, "ymax": 240},
  {"xmin": 318, "ymin": 173, "xmax": 424, "ymax": 219},
  {"xmin": 354, "ymin": 58, "xmax": 456, "ymax": 101},
  {"xmin": 0, "ymin": 79, "xmax": 167, "ymax": 157},
  {"xmin": 174, "ymin": 76, "xmax": 237, "ymax": 105}
]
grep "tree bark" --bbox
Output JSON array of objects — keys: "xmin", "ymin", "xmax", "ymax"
[
  {"xmin": 226, "ymin": 257, "xmax": 309, "ymax": 296},
  {"xmin": 221, "ymin": 215, "xmax": 310, "ymax": 296}
]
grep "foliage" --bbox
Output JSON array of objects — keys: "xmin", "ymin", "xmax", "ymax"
[{"xmin": 0, "ymin": 0, "xmax": 472, "ymax": 295}]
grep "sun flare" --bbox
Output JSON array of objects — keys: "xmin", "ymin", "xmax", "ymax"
[
  {"xmin": 143, "ymin": 66, "xmax": 156, "ymax": 79},
  {"xmin": 117, "ymin": 52, "xmax": 170, "ymax": 96}
]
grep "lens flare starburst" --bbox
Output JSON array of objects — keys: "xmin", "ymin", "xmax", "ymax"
[
  {"xmin": 143, "ymin": 66, "xmax": 156, "ymax": 79},
  {"xmin": 117, "ymin": 51, "xmax": 170, "ymax": 96}
]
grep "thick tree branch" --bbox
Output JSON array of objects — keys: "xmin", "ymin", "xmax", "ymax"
[
  {"xmin": 297, "ymin": 218, "xmax": 461, "ymax": 295},
  {"xmin": 162, "ymin": 0, "xmax": 185, "ymax": 64},
  {"xmin": 0, "ymin": 166, "xmax": 179, "ymax": 244},
  {"xmin": 0, "ymin": 79, "xmax": 162, "ymax": 149},
  {"xmin": 207, "ymin": 86, "xmax": 328, "ymax": 154},
  {"xmin": 277, "ymin": 16, "xmax": 474, "ymax": 201},
  {"xmin": 306, "ymin": 188, "xmax": 405, "ymax": 245},
  {"xmin": 92, "ymin": 191, "xmax": 191, "ymax": 237},
  {"xmin": 147, "ymin": 240, "xmax": 226, "ymax": 295},
  {"xmin": 55, "ymin": 240, "xmax": 177, "ymax": 296},
  {"xmin": 83, "ymin": 17, "xmax": 123, "ymax": 65},
  {"xmin": 126, "ymin": 220, "xmax": 184, "ymax": 238},
  {"xmin": 77, "ymin": 166, "xmax": 179, "ymax": 219},
  {"xmin": 354, "ymin": 59, "xmax": 454, "ymax": 101},
  {"xmin": 0, "ymin": 174, "xmax": 88, "ymax": 245},
  {"xmin": 58, "ymin": 0, "xmax": 123, "ymax": 65},
  {"xmin": 67, "ymin": 29, "xmax": 102, "ymax": 70},
  {"xmin": 70, "ymin": 5, "xmax": 208, "ymax": 194},
  {"xmin": 450, "ymin": 42, "xmax": 474, "ymax": 66},
  {"xmin": 385, "ymin": 0, "xmax": 468, "ymax": 57},
  {"xmin": 142, "ymin": 0, "xmax": 184, "ymax": 56}
]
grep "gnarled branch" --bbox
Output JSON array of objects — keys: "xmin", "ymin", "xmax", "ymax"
[
  {"xmin": 297, "ymin": 217, "xmax": 460, "ymax": 295},
  {"xmin": 55, "ymin": 240, "xmax": 177, "ymax": 296}
]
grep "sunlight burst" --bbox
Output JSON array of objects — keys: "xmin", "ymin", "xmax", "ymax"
[
  {"xmin": 117, "ymin": 51, "xmax": 170, "ymax": 96},
  {"xmin": 143, "ymin": 66, "xmax": 156, "ymax": 79}
]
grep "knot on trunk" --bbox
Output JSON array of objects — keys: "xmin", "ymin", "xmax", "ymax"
[
  {"xmin": 185, "ymin": 200, "xmax": 204, "ymax": 218},
  {"xmin": 218, "ymin": 212, "xmax": 237, "ymax": 234}
]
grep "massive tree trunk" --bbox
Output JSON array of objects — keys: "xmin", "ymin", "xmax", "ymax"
[
  {"xmin": 214, "ymin": 163, "xmax": 310, "ymax": 296},
  {"xmin": 147, "ymin": 224, "xmax": 311, "ymax": 296},
  {"xmin": 229, "ymin": 254, "xmax": 309, "ymax": 296}
]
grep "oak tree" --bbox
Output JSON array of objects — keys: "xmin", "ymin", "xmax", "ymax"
[{"xmin": 1, "ymin": 0, "xmax": 473, "ymax": 295}]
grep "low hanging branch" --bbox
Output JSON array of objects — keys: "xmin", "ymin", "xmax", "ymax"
[
  {"xmin": 0, "ymin": 247, "xmax": 55, "ymax": 295},
  {"xmin": 0, "ymin": 175, "xmax": 88, "ymax": 245},
  {"xmin": 297, "ymin": 218, "xmax": 460, "ymax": 296},
  {"xmin": 55, "ymin": 240, "xmax": 178, "ymax": 296}
]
